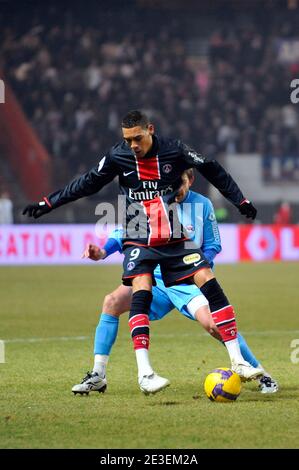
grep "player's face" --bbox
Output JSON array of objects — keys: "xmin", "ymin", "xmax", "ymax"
[
  {"xmin": 175, "ymin": 173, "xmax": 194, "ymax": 202},
  {"xmin": 122, "ymin": 124, "xmax": 154, "ymax": 158}
]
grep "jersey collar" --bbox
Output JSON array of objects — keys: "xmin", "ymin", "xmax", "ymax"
[
  {"xmin": 143, "ymin": 134, "xmax": 159, "ymax": 158},
  {"xmin": 180, "ymin": 190, "xmax": 191, "ymax": 203}
]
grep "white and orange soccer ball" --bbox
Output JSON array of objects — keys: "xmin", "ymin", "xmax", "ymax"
[{"xmin": 204, "ymin": 368, "xmax": 242, "ymax": 402}]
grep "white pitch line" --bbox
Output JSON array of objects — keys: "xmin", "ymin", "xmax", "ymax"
[
  {"xmin": 4, "ymin": 336, "xmax": 90, "ymax": 344},
  {"xmin": 232, "ymin": 329, "xmax": 299, "ymax": 337},
  {"xmin": 2, "ymin": 330, "xmax": 299, "ymax": 344}
]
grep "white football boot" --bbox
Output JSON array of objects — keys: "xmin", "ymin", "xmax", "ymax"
[
  {"xmin": 231, "ymin": 360, "xmax": 264, "ymax": 382},
  {"xmin": 259, "ymin": 375, "xmax": 279, "ymax": 394},
  {"xmin": 139, "ymin": 373, "xmax": 170, "ymax": 395},
  {"xmin": 72, "ymin": 371, "xmax": 107, "ymax": 395}
]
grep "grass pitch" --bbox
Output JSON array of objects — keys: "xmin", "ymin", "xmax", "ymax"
[{"xmin": 0, "ymin": 263, "xmax": 299, "ymax": 449}]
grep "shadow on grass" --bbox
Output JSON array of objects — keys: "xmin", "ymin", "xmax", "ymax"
[
  {"xmin": 147, "ymin": 400, "xmax": 184, "ymax": 406},
  {"xmin": 241, "ymin": 388, "xmax": 298, "ymax": 402},
  {"xmin": 246, "ymin": 384, "xmax": 298, "ymax": 394}
]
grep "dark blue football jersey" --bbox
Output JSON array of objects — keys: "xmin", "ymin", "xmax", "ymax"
[{"xmin": 46, "ymin": 135, "xmax": 245, "ymax": 246}]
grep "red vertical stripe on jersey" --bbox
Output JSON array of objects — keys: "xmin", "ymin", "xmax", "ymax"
[
  {"xmin": 142, "ymin": 197, "xmax": 171, "ymax": 246},
  {"xmin": 135, "ymin": 155, "xmax": 160, "ymax": 180}
]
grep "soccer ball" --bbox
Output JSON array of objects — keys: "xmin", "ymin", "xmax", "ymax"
[{"xmin": 204, "ymin": 368, "xmax": 242, "ymax": 402}]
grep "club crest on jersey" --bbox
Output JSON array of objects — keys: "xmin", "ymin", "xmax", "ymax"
[
  {"xmin": 162, "ymin": 164, "xmax": 172, "ymax": 174},
  {"xmin": 127, "ymin": 261, "xmax": 135, "ymax": 271},
  {"xmin": 183, "ymin": 253, "xmax": 201, "ymax": 265}
]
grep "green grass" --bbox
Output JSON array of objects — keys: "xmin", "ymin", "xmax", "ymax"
[{"xmin": 0, "ymin": 263, "xmax": 299, "ymax": 449}]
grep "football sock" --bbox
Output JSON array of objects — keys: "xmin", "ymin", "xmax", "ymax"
[
  {"xmin": 237, "ymin": 333, "xmax": 259, "ymax": 368},
  {"xmin": 93, "ymin": 354, "xmax": 109, "ymax": 378},
  {"xmin": 129, "ymin": 290, "xmax": 152, "ymax": 350},
  {"xmin": 225, "ymin": 338, "xmax": 245, "ymax": 364},
  {"xmin": 200, "ymin": 279, "xmax": 237, "ymax": 342},
  {"xmin": 93, "ymin": 313, "xmax": 119, "ymax": 376},
  {"xmin": 129, "ymin": 290, "xmax": 153, "ymax": 378},
  {"xmin": 258, "ymin": 364, "xmax": 270, "ymax": 378},
  {"xmin": 135, "ymin": 348, "xmax": 154, "ymax": 379},
  {"xmin": 200, "ymin": 279, "xmax": 245, "ymax": 364}
]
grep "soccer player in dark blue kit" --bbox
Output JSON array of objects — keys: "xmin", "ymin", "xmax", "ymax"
[
  {"xmin": 23, "ymin": 110, "xmax": 263, "ymax": 392},
  {"xmin": 72, "ymin": 170, "xmax": 277, "ymax": 395}
]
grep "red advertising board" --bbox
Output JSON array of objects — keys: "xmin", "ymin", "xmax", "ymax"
[
  {"xmin": 239, "ymin": 225, "xmax": 299, "ymax": 261},
  {"xmin": 0, "ymin": 224, "xmax": 299, "ymax": 265}
]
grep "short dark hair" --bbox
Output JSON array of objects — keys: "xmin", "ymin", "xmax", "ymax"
[{"xmin": 121, "ymin": 110, "xmax": 149, "ymax": 129}]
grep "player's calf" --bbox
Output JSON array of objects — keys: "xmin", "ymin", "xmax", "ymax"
[
  {"xmin": 129, "ymin": 289, "xmax": 156, "ymax": 381},
  {"xmin": 129, "ymin": 290, "xmax": 152, "ymax": 352},
  {"xmin": 197, "ymin": 277, "xmax": 237, "ymax": 342}
]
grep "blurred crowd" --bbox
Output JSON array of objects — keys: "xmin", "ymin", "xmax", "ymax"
[{"xmin": 1, "ymin": 2, "xmax": 299, "ymax": 185}]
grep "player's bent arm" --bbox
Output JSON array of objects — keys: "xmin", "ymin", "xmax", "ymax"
[
  {"xmin": 202, "ymin": 248, "xmax": 219, "ymax": 266},
  {"xmin": 103, "ymin": 228, "xmax": 123, "ymax": 257},
  {"xmin": 81, "ymin": 229, "xmax": 123, "ymax": 262},
  {"xmin": 81, "ymin": 244, "xmax": 106, "ymax": 261},
  {"xmin": 201, "ymin": 198, "xmax": 222, "ymax": 263}
]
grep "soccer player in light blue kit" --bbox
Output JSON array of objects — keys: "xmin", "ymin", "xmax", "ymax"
[{"xmin": 72, "ymin": 170, "xmax": 278, "ymax": 395}]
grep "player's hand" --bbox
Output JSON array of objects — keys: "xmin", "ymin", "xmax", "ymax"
[
  {"xmin": 238, "ymin": 199, "xmax": 257, "ymax": 220},
  {"xmin": 81, "ymin": 243, "xmax": 106, "ymax": 261},
  {"xmin": 22, "ymin": 199, "xmax": 52, "ymax": 219}
]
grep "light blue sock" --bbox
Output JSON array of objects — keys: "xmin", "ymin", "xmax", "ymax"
[
  {"xmin": 238, "ymin": 332, "xmax": 259, "ymax": 368},
  {"xmin": 94, "ymin": 313, "xmax": 119, "ymax": 355}
]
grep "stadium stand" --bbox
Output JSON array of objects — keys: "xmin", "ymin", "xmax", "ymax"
[{"xmin": 1, "ymin": 0, "xmax": 298, "ymax": 222}]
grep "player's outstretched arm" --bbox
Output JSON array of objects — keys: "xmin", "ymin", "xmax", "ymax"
[
  {"xmin": 237, "ymin": 198, "xmax": 257, "ymax": 219},
  {"xmin": 180, "ymin": 142, "xmax": 257, "ymax": 220},
  {"xmin": 199, "ymin": 160, "xmax": 257, "ymax": 219},
  {"xmin": 22, "ymin": 153, "xmax": 117, "ymax": 219}
]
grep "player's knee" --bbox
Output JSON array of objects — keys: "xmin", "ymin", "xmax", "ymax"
[
  {"xmin": 132, "ymin": 274, "xmax": 152, "ymax": 292},
  {"xmin": 103, "ymin": 293, "xmax": 124, "ymax": 316},
  {"xmin": 193, "ymin": 268, "xmax": 215, "ymax": 288}
]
